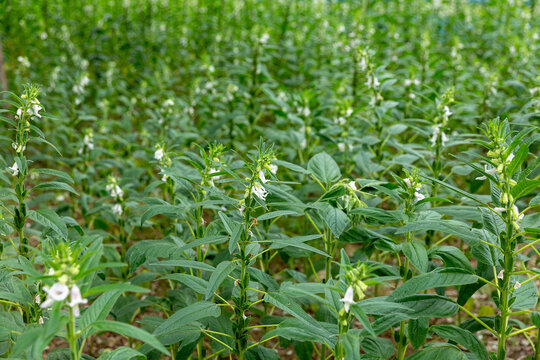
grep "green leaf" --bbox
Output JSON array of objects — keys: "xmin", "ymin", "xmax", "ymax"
[
  {"xmin": 431, "ymin": 325, "xmax": 489, "ymax": 360},
  {"xmin": 31, "ymin": 181, "xmax": 79, "ymax": 195},
  {"xmin": 421, "ymin": 175, "xmax": 485, "ymax": 205},
  {"xmin": 389, "ymin": 268, "xmax": 477, "ymax": 300},
  {"xmin": 507, "ymin": 144, "xmax": 528, "ymax": 176},
  {"xmin": 83, "ymin": 283, "xmax": 150, "ymax": 297},
  {"xmin": 79, "ymin": 291, "xmax": 123, "ymax": 339},
  {"xmin": 150, "ymin": 260, "xmax": 215, "ymax": 272},
  {"xmin": 32, "ymin": 168, "xmax": 74, "ymax": 183},
  {"xmin": 96, "ymin": 347, "xmax": 145, "ymax": 360},
  {"xmin": 161, "ymin": 273, "xmax": 209, "ymax": 294},
  {"xmin": 153, "ymin": 301, "xmax": 221, "ymax": 345},
  {"xmin": 264, "ymin": 292, "xmax": 332, "ymax": 339},
  {"xmin": 90, "ymin": 320, "xmax": 169, "ymax": 355},
  {"xmin": 307, "ymin": 152, "xmax": 341, "ymax": 185},
  {"xmin": 318, "ymin": 202, "xmax": 350, "ymax": 237},
  {"xmin": 140, "ymin": 204, "xmax": 183, "ymax": 225},
  {"xmin": 409, "ymin": 317, "xmax": 429, "ymax": 349},
  {"xmin": 270, "ymin": 236, "xmax": 329, "ymax": 257},
  {"xmin": 257, "ymin": 210, "xmax": 302, "ymax": 221},
  {"xmin": 28, "ymin": 209, "xmax": 68, "ymax": 239},
  {"xmin": 406, "ymin": 343, "xmax": 467, "ymax": 360},
  {"xmin": 205, "ymin": 261, "xmax": 236, "ymax": 300},
  {"xmin": 396, "ymin": 294, "xmax": 459, "ymax": 317},
  {"xmin": 511, "ymin": 180, "xmax": 540, "ymax": 200},
  {"xmin": 402, "ymin": 241, "xmax": 428, "ymax": 273},
  {"xmin": 429, "ymin": 246, "xmax": 474, "ymax": 273}
]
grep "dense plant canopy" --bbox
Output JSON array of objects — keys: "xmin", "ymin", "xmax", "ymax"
[{"xmin": 0, "ymin": 0, "xmax": 539, "ymax": 359}]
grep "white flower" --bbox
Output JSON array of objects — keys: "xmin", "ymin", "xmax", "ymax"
[
  {"xmin": 252, "ymin": 182, "xmax": 268, "ymax": 201},
  {"xmin": 16, "ymin": 108, "xmax": 23, "ymax": 118},
  {"xmin": 260, "ymin": 33, "xmax": 270, "ymax": 44},
  {"xmin": 506, "ymin": 153, "xmax": 515, "ymax": 163},
  {"xmin": 414, "ymin": 192, "xmax": 425, "ymax": 202},
  {"xmin": 403, "ymin": 178, "xmax": 411, "ymax": 188},
  {"xmin": 163, "ymin": 99, "xmax": 175, "ymax": 107},
  {"xmin": 475, "ymin": 165, "xmax": 497, "ymax": 180},
  {"xmin": 67, "ymin": 284, "xmax": 88, "ymax": 317},
  {"xmin": 511, "ymin": 205, "xmax": 524, "ymax": 222},
  {"xmin": 340, "ymin": 286, "xmax": 355, "ymax": 313},
  {"xmin": 498, "ymin": 270, "xmax": 504, "ymax": 280},
  {"xmin": 41, "ymin": 283, "xmax": 70, "ymax": 308},
  {"xmin": 269, "ymin": 164, "xmax": 278, "ymax": 174},
  {"xmin": 441, "ymin": 132, "xmax": 449, "ymax": 146},
  {"xmin": 8, "ymin": 162, "xmax": 19, "ymax": 176},
  {"xmin": 154, "ymin": 148, "xmax": 164, "ymax": 161},
  {"xmin": 83, "ymin": 134, "xmax": 94, "ymax": 150},
  {"xmin": 161, "ymin": 174, "xmax": 168, "ymax": 182},
  {"xmin": 442, "ymin": 106, "xmax": 452, "ymax": 121},
  {"xmin": 349, "ymin": 181, "xmax": 357, "ymax": 191},
  {"xmin": 17, "ymin": 56, "xmax": 30, "ymax": 67},
  {"xmin": 112, "ymin": 204, "xmax": 123, "ymax": 216},
  {"xmin": 106, "ymin": 183, "xmax": 123, "ymax": 199},
  {"xmin": 514, "ymin": 281, "xmax": 521, "ymax": 290},
  {"xmin": 334, "ymin": 116, "xmax": 346, "ymax": 126},
  {"xmin": 365, "ymin": 75, "xmax": 380, "ymax": 89},
  {"xmin": 259, "ymin": 170, "xmax": 267, "ymax": 184}
]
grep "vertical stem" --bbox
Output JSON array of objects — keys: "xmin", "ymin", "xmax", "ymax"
[{"xmin": 68, "ymin": 309, "xmax": 79, "ymax": 360}]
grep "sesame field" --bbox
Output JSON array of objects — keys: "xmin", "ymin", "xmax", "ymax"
[{"xmin": 0, "ymin": 0, "xmax": 539, "ymax": 359}]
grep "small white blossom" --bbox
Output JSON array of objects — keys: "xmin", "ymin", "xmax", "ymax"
[
  {"xmin": 260, "ymin": 33, "xmax": 270, "ymax": 44},
  {"xmin": 154, "ymin": 148, "xmax": 164, "ymax": 161},
  {"xmin": 514, "ymin": 281, "xmax": 521, "ymax": 290},
  {"xmin": 414, "ymin": 192, "xmax": 425, "ymax": 201},
  {"xmin": 41, "ymin": 283, "xmax": 70, "ymax": 308},
  {"xmin": 67, "ymin": 285, "xmax": 88, "ymax": 317},
  {"xmin": 112, "ymin": 204, "xmax": 123, "ymax": 216},
  {"xmin": 269, "ymin": 164, "xmax": 278, "ymax": 174},
  {"xmin": 349, "ymin": 181, "xmax": 357, "ymax": 191},
  {"xmin": 498, "ymin": 270, "xmax": 504, "ymax": 280},
  {"xmin": 8, "ymin": 162, "xmax": 19, "ymax": 176},
  {"xmin": 252, "ymin": 182, "xmax": 268, "ymax": 201},
  {"xmin": 340, "ymin": 286, "xmax": 355, "ymax": 313},
  {"xmin": 475, "ymin": 165, "xmax": 497, "ymax": 180}
]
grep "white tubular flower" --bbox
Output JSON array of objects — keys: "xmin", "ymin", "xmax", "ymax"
[
  {"xmin": 514, "ymin": 281, "xmax": 521, "ymax": 290},
  {"xmin": 498, "ymin": 270, "xmax": 504, "ymax": 280},
  {"xmin": 414, "ymin": 192, "xmax": 425, "ymax": 202},
  {"xmin": 511, "ymin": 205, "xmax": 524, "ymax": 222},
  {"xmin": 349, "ymin": 180, "xmax": 357, "ymax": 191},
  {"xmin": 403, "ymin": 178, "xmax": 411, "ymax": 188},
  {"xmin": 334, "ymin": 116, "xmax": 346, "ymax": 126},
  {"xmin": 41, "ymin": 283, "xmax": 70, "ymax": 308},
  {"xmin": 442, "ymin": 106, "xmax": 452, "ymax": 121},
  {"xmin": 441, "ymin": 132, "xmax": 449, "ymax": 146},
  {"xmin": 67, "ymin": 284, "xmax": 88, "ymax": 317},
  {"xmin": 161, "ymin": 174, "xmax": 168, "ymax": 182},
  {"xmin": 252, "ymin": 182, "xmax": 268, "ymax": 201},
  {"xmin": 269, "ymin": 164, "xmax": 278, "ymax": 174},
  {"xmin": 106, "ymin": 183, "xmax": 123, "ymax": 199},
  {"xmin": 260, "ymin": 33, "xmax": 270, "ymax": 44},
  {"xmin": 163, "ymin": 98, "xmax": 174, "ymax": 107},
  {"xmin": 259, "ymin": 170, "xmax": 267, "ymax": 184},
  {"xmin": 154, "ymin": 148, "xmax": 164, "ymax": 161},
  {"xmin": 476, "ymin": 165, "xmax": 497, "ymax": 180},
  {"xmin": 8, "ymin": 162, "xmax": 19, "ymax": 176},
  {"xmin": 112, "ymin": 204, "xmax": 123, "ymax": 216},
  {"xmin": 340, "ymin": 286, "xmax": 355, "ymax": 313},
  {"xmin": 83, "ymin": 134, "xmax": 94, "ymax": 150}
]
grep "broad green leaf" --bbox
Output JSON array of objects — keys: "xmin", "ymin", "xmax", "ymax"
[
  {"xmin": 429, "ymin": 246, "xmax": 474, "ymax": 273},
  {"xmin": 409, "ymin": 317, "xmax": 429, "ymax": 349},
  {"xmin": 91, "ymin": 321, "xmax": 169, "ymax": 355},
  {"xmin": 318, "ymin": 202, "xmax": 350, "ymax": 237},
  {"xmin": 31, "ymin": 181, "xmax": 78, "ymax": 195},
  {"xmin": 402, "ymin": 241, "xmax": 428, "ymax": 273},
  {"xmin": 507, "ymin": 144, "xmax": 528, "ymax": 176},
  {"xmin": 96, "ymin": 347, "xmax": 145, "ymax": 360},
  {"xmin": 396, "ymin": 294, "xmax": 459, "ymax": 317},
  {"xmin": 28, "ymin": 209, "xmax": 68, "ymax": 239},
  {"xmin": 307, "ymin": 152, "xmax": 341, "ymax": 185},
  {"xmin": 33, "ymin": 168, "xmax": 74, "ymax": 183},
  {"xmin": 389, "ymin": 269, "xmax": 477, "ymax": 300},
  {"xmin": 140, "ymin": 204, "xmax": 183, "ymax": 225},
  {"xmin": 511, "ymin": 180, "xmax": 540, "ymax": 200},
  {"xmin": 205, "ymin": 261, "xmax": 236, "ymax": 300},
  {"xmin": 153, "ymin": 301, "xmax": 220, "ymax": 344},
  {"xmin": 258, "ymin": 210, "xmax": 303, "ymax": 221},
  {"xmin": 406, "ymin": 343, "xmax": 467, "ymax": 360},
  {"xmin": 431, "ymin": 325, "xmax": 489, "ymax": 360},
  {"xmin": 80, "ymin": 291, "xmax": 123, "ymax": 339},
  {"xmin": 161, "ymin": 273, "xmax": 209, "ymax": 294}
]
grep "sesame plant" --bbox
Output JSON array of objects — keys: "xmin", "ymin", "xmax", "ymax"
[{"xmin": 0, "ymin": 0, "xmax": 539, "ymax": 359}]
